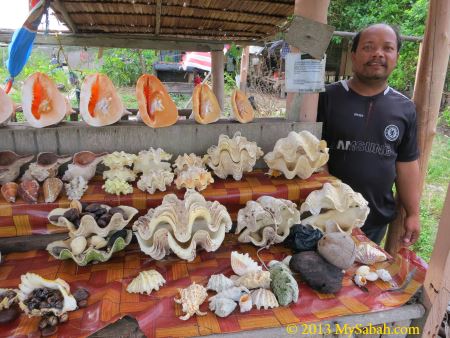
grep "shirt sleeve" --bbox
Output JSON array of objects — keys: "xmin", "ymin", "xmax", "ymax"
[{"xmin": 396, "ymin": 103, "xmax": 420, "ymax": 162}]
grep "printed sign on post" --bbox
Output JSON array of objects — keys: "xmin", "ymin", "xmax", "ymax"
[{"xmin": 285, "ymin": 53, "xmax": 326, "ymax": 93}]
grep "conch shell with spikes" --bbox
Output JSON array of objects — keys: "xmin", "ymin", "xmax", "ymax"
[{"xmin": 174, "ymin": 282, "xmax": 208, "ymax": 320}]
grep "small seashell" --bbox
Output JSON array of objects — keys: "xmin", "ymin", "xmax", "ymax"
[
  {"xmin": 174, "ymin": 282, "xmax": 208, "ymax": 320},
  {"xmin": 69, "ymin": 199, "xmax": 83, "ymax": 212},
  {"xmin": 251, "ymin": 288, "xmax": 279, "ymax": 310},
  {"xmin": 355, "ymin": 243, "xmax": 387, "ymax": 265},
  {"xmin": 232, "ymin": 270, "xmax": 271, "ymax": 290},
  {"xmin": 127, "ymin": 270, "xmax": 166, "ymax": 295},
  {"xmin": 365, "ymin": 272, "xmax": 379, "ymax": 282},
  {"xmin": 70, "ymin": 236, "xmax": 87, "ymax": 255},
  {"xmin": 209, "ymin": 286, "xmax": 249, "ymax": 302},
  {"xmin": 239, "ymin": 293, "xmax": 252, "ymax": 313},
  {"xmin": 89, "ymin": 235, "xmax": 108, "ymax": 249},
  {"xmin": 208, "ymin": 297, "xmax": 237, "ymax": 317},
  {"xmin": 376, "ymin": 269, "xmax": 392, "ymax": 282},
  {"xmin": 206, "ymin": 274, "xmax": 235, "ymax": 293},
  {"xmin": 355, "ymin": 265, "xmax": 370, "ymax": 277},
  {"xmin": 43, "ymin": 177, "xmax": 63, "ymax": 203},
  {"xmin": 231, "ymin": 251, "xmax": 262, "ymax": 276},
  {"xmin": 354, "ymin": 274, "xmax": 367, "ymax": 287},
  {"xmin": 1, "ymin": 182, "xmax": 18, "ymax": 203},
  {"xmin": 18, "ymin": 179, "xmax": 39, "ymax": 203}
]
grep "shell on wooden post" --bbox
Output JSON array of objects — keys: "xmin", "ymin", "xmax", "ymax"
[
  {"xmin": 0, "ymin": 151, "xmax": 34, "ymax": 185},
  {"xmin": 231, "ymin": 89, "xmax": 255, "ymax": 123},
  {"xmin": 192, "ymin": 84, "xmax": 220, "ymax": 124}
]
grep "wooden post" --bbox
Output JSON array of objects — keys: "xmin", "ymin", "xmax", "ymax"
[
  {"xmin": 385, "ymin": 0, "xmax": 450, "ymax": 255},
  {"xmin": 286, "ymin": 0, "xmax": 330, "ymax": 122},
  {"xmin": 211, "ymin": 50, "xmax": 224, "ymax": 110},
  {"xmin": 239, "ymin": 46, "xmax": 250, "ymax": 92}
]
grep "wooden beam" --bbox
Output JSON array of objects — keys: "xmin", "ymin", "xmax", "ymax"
[
  {"xmin": 385, "ymin": 0, "xmax": 450, "ymax": 254},
  {"xmin": 239, "ymin": 46, "xmax": 250, "ymax": 92},
  {"xmin": 211, "ymin": 50, "xmax": 225, "ymax": 110},
  {"xmin": 52, "ymin": 0, "xmax": 78, "ymax": 33},
  {"xmin": 155, "ymin": 0, "xmax": 162, "ymax": 36},
  {"xmin": 333, "ymin": 30, "xmax": 422, "ymax": 43},
  {"xmin": 0, "ymin": 233, "xmax": 68, "ymax": 253}
]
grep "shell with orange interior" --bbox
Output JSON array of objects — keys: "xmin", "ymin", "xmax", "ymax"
[
  {"xmin": 231, "ymin": 89, "xmax": 254, "ymax": 123},
  {"xmin": 0, "ymin": 87, "xmax": 14, "ymax": 126},
  {"xmin": 21, "ymin": 72, "xmax": 70, "ymax": 128},
  {"xmin": 136, "ymin": 74, "xmax": 178, "ymax": 128},
  {"xmin": 192, "ymin": 84, "xmax": 220, "ymax": 124},
  {"xmin": 80, "ymin": 73, "xmax": 125, "ymax": 126}
]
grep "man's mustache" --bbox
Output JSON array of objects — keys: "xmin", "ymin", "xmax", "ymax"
[{"xmin": 366, "ymin": 60, "xmax": 387, "ymax": 67}]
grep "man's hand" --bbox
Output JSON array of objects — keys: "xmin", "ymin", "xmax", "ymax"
[{"xmin": 402, "ymin": 214, "xmax": 420, "ymax": 246}]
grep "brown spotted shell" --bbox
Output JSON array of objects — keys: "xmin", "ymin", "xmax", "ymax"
[
  {"xmin": 18, "ymin": 179, "xmax": 39, "ymax": 203},
  {"xmin": 43, "ymin": 177, "xmax": 63, "ymax": 203}
]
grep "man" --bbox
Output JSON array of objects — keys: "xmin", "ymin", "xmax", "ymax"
[{"xmin": 317, "ymin": 24, "xmax": 421, "ymax": 245}]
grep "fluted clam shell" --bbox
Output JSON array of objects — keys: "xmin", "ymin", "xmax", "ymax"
[
  {"xmin": 1, "ymin": 182, "xmax": 18, "ymax": 203},
  {"xmin": 43, "ymin": 177, "xmax": 63, "ymax": 203},
  {"xmin": 127, "ymin": 270, "xmax": 166, "ymax": 295},
  {"xmin": 230, "ymin": 251, "xmax": 262, "ymax": 276},
  {"xmin": 18, "ymin": 179, "xmax": 39, "ymax": 203},
  {"xmin": 355, "ymin": 243, "xmax": 387, "ymax": 265},
  {"xmin": 251, "ymin": 288, "xmax": 279, "ymax": 310}
]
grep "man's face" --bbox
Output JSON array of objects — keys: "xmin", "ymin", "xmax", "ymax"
[{"xmin": 351, "ymin": 25, "xmax": 399, "ymax": 82}]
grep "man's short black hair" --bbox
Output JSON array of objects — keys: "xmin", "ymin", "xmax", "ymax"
[{"xmin": 351, "ymin": 24, "xmax": 402, "ymax": 53}]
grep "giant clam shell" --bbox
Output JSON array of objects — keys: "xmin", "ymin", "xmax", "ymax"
[
  {"xmin": 209, "ymin": 297, "xmax": 237, "ymax": 317},
  {"xmin": 251, "ymin": 288, "xmax": 279, "ymax": 310},
  {"xmin": 137, "ymin": 170, "xmax": 174, "ymax": 194},
  {"xmin": 173, "ymin": 153, "xmax": 205, "ymax": 175},
  {"xmin": 1, "ymin": 182, "xmax": 18, "ymax": 203},
  {"xmin": 134, "ymin": 148, "xmax": 172, "ymax": 175},
  {"xmin": 62, "ymin": 151, "xmax": 107, "ymax": 182},
  {"xmin": 133, "ymin": 189, "xmax": 232, "ymax": 261},
  {"xmin": 174, "ymin": 282, "xmax": 208, "ymax": 320},
  {"xmin": 0, "ymin": 151, "xmax": 34, "ymax": 185},
  {"xmin": 174, "ymin": 166, "xmax": 214, "ymax": 191},
  {"xmin": 230, "ymin": 251, "xmax": 262, "ymax": 276},
  {"xmin": 0, "ymin": 87, "xmax": 14, "ymax": 126},
  {"xmin": 22, "ymin": 152, "xmax": 72, "ymax": 182},
  {"xmin": 355, "ymin": 243, "xmax": 387, "ymax": 265},
  {"xmin": 127, "ymin": 270, "xmax": 166, "ymax": 295}
]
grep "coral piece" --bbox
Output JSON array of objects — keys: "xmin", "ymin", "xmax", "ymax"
[
  {"xmin": 317, "ymin": 231, "xmax": 356, "ymax": 270},
  {"xmin": 80, "ymin": 73, "xmax": 126, "ymax": 126},
  {"xmin": 48, "ymin": 204, "xmax": 138, "ymax": 238},
  {"xmin": 289, "ymin": 251, "xmax": 344, "ymax": 294},
  {"xmin": 174, "ymin": 283, "xmax": 208, "ymax": 320},
  {"xmin": 137, "ymin": 170, "xmax": 174, "ymax": 194},
  {"xmin": 230, "ymin": 251, "xmax": 261, "ymax": 276},
  {"xmin": 22, "ymin": 152, "xmax": 72, "ymax": 182},
  {"xmin": 236, "ymin": 196, "xmax": 300, "ymax": 246},
  {"xmin": 103, "ymin": 151, "xmax": 137, "ymax": 169},
  {"xmin": 209, "ymin": 286, "xmax": 249, "ymax": 302},
  {"xmin": 43, "ymin": 177, "xmax": 63, "ymax": 203},
  {"xmin": 192, "ymin": 84, "xmax": 220, "ymax": 124},
  {"xmin": 231, "ymin": 89, "xmax": 254, "ymax": 123},
  {"xmin": 102, "ymin": 178, "xmax": 133, "ymax": 195},
  {"xmin": 284, "ymin": 224, "xmax": 323, "ymax": 252},
  {"xmin": 206, "ymin": 274, "xmax": 235, "ymax": 293},
  {"xmin": 269, "ymin": 261, "xmax": 299, "ymax": 306},
  {"xmin": 231, "ymin": 271, "xmax": 271, "ymax": 290},
  {"xmin": 209, "ymin": 297, "xmax": 237, "ymax": 317},
  {"xmin": 376, "ymin": 269, "xmax": 392, "ymax": 282},
  {"xmin": 133, "ymin": 190, "xmax": 232, "ymax": 261},
  {"xmin": 18, "ymin": 179, "xmax": 39, "ymax": 203},
  {"xmin": 18, "ymin": 273, "xmax": 77, "ymax": 317},
  {"xmin": 62, "ymin": 151, "xmax": 107, "ymax": 182},
  {"xmin": 1, "ymin": 182, "xmax": 18, "ymax": 203},
  {"xmin": 21, "ymin": 72, "xmax": 70, "ymax": 128},
  {"xmin": 264, "ymin": 131, "xmax": 329, "ymax": 179},
  {"xmin": 46, "ymin": 230, "xmax": 132, "ymax": 266},
  {"xmin": 136, "ymin": 74, "xmax": 178, "ymax": 128},
  {"xmin": 0, "ymin": 87, "xmax": 14, "ymax": 126},
  {"xmin": 102, "ymin": 151, "xmax": 137, "ymax": 195},
  {"xmin": 135, "ymin": 148, "xmax": 174, "ymax": 194},
  {"xmin": 239, "ymin": 293, "xmax": 252, "ymax": 313},
  {"xmin": 103, "ymin": 168, "xmax": 136, "ymax": 182},
  {"xmin": 127, "ymin": 270, "xmax": 166, "ymax": 295},
  {"xmin": 355, "ymin": 243, "xmax": 387, "ymax": 265},
  {"xmin": 0, "ymin": 151, "xmax": 34, "ymax": 185},
  {"xmin": 299, "ymin": 182, "xmax": 370, "ymax": 233},
  {"xmin": 204, "ymin": 132, "xmax": 263, "ymax": 180},
  {"xmin": 250, "ymin": 288, "xmax": 279, "ymax": 310},
  {"xmin": 173, "ymin": 153, "xmax": 205, "ymax": 174},
  {"xmin": 65, "ymin": 176, "xmax": 88, "ymax": 200}
]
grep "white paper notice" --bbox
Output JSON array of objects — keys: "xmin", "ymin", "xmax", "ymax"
[{"xmin": 285, "ymin": 53, "xmax": 326, "ymax": 92}]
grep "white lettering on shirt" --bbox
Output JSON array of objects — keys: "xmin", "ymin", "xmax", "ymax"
[{"xmin": 336, "ymin": 140, "xmax": 392, "ymax": 156}]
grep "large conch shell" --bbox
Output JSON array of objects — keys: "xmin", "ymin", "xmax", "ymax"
[
  {"xmin": 127, "ymin": 270, "xmax": 166, "ymax": 295},
  {"xmin": 80, "ymin": 73, "xmax": 125, "ymax": 126},
  {"xmin": 264, "ymin": 131, "xmax": 329, "ymax": 179},
  {"xmin": 300, "ymin": 182, "xmax": 370, "ymax": 233},
  {"xmin": 136, "ymin": 74, "xmax": 178, "ymax": 128},
  {"xmin": 355, "ymin": 243, "xmax": 387, "ymax": 265},
  {"xmin": 133, "ymin": 189, "xmax": 232, "ymax": 261},
  {"xmin": 204, "ymin": 132, "xmax": 263, "ymax": 180},
  {"xmin": 22, "ymin": 72, "xmax": 70, "ymax": 128},
  {"xmin": 192, "ymin": 84, "xmax": 220, "ymax": 124},
  {"xmin": 236, "ymin": 196, "xmax": 300, "ymax": 247},
  {"xmin": 22, "ymin": 152, "xmax": 72, "ymax": 182},
  {"xmin": 231, "ymin": 89, "xmax": 254, "ymax": 123},
  {"xmin": 0, "ymin": 151, "xmax": 34, "ymax": 185},
  {"xmin": 62, "ymin": 151, "xmax": 107, "ymax": 182},
  {"xmin": 174, "ymin": 282, "xmax": 208, "ymax": 320},
  {"xmin": 18, "ymin": 273, "xmax": 77, "ymax": 317},
  {"xmin": 0, "ymin": 87, "xmax": 14, "ymax": 126},
  {"xmin": 251, "ymin": 288, "xmax": 279, "ymax": 310}
]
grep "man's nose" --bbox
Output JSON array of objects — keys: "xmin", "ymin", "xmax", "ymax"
[{"xmin": 372, "ymin": 47, "xmax": 384, "ymax": 57}]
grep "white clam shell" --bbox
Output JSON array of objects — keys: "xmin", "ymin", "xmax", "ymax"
[
  {"xmin": 207, "ymin": 274, "xmax": 235, "ymax": 293},
  {"xmin": 230, "ymin": 251, "xmax": 262, "ymax": 276},
  {"xmin": 376, "ymin": 269, "xmax": 393, "ymax": 282},
  {"xmin": 70, "ymin": 236, "xmax": 87, "ymax": 255},
  {"xmin": 127, "ymin": 270, "xmax": 166, "ymax": 295},
  {"xmin": 355, "ymin": 265, "xmax": 371, "ymax": 276},
  {"xmin": 239, "ymin": 293, "xmax": 252, "ymax": 312},
  {"xmin": 208, "ymin": 297, "xmax": 237, "ymax": 317},
  {"xmin": 251, "ymin": 288, "xmax": 279, "ymax": 310},
  {"xmin": 89, "ymin": 235, "xmax": 108, "ymax": 249}
]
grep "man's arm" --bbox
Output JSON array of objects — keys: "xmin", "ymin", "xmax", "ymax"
[{"xmin": 395, "ymin": 160, "xmax": 421, "ymax": 246}]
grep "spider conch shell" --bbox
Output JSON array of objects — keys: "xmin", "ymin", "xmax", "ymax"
[
  {"xmin": 133, "ymin": 189, "xmax": 232, "ymax": 261},
  {"xmin": 0, "ymin": 151, "xmax": 34, "ymax": 185},
  {"xmin": 230, "ymin": 251, "xmax": 262, "ymax": 276},
  {"xmin": 204, "ymin": 132, "xmax": 263, "ymax": 180},
  {"xmin": 251, "ymin": 288, "xmax": 279, "ymax": 310},
  {"xmin": 62, "ymin": 151, "xmax": 107, "ymax": 182},
  {"xmin": 232, "ymin": 270, "xmax": 271, "ymax": 290},
  {"xmin": 21, "ymin": 72, "xmax": 70, "ymax": 128},
  {"xmin": 264, "ymin": 130, "xmax": 329, "ymax": 179},
  {"xmin": 300, "ymin": 182, "xmax": 370, "ymax": 233},
  {"xmin": 80, "ymin": 73, "xmax": 126, "ymax": 126},
  {"xmin": 192, "ymin": 84, "xmax": 220, "ymax": 124},
  {"xmin": 231, "ymin": 89, "xmax": 254, "ymax": 123},
  {"xmin": 236, "ymin": 196, "xmax": 300, "ymax": 246},
  {"xmin": 136, "ymin": 74, "xmax": 178, "ymax": 128},
  {"xmin": 174, "ymin": 282, "xmax": 208, "ymax": 320},
  {"xmin": 22, "ymin": 152, "xmax": 72, "ymax": 182},
  {"xmin": 0, "ymin": 87, "xmax": 14, "ymax": 126},
  {"xmin": 209, "ymin": 296, "xmax": 237, "ymax": 318},
  {"xmin": 18, "ymin": 273, "xmax": 77, "ymax": 317},
  {"xmin": 127, "ymin": 270, "xmax": 166, "ymax": 295},
  {"xmin": 206, "ymin": 274, "xmax": 235, "ymax": 293},
  {"xmin": 355, "ymin": 243, "xmax": 387, "ymax": 265}
]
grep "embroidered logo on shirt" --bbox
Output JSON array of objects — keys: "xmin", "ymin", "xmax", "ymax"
[
  {"xmin": 384, "ymin": 125, "xmax": 399, "ymax": 141},
  {"xmin": 354, "ymin": 113, "xmax": 364, "ymax": 117}
]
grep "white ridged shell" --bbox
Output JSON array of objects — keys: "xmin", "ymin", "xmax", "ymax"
[
  {"xmin": 230, "ymin": 251, "xmax": 262, "ymax": 276},
  {"xmin": 232, "ymin": 270, "xmax": 271, "ymax": 290},
  {"xmin": 206, "ymin": 274, "xmax": 235, "ymax": 293},
  {"xmin": 355, "ymin": 243, "xmax": 387, "ymax": 265},
  {"xmin": 251, "ymin": 288, "xmax": 279, "ymax": 310},
  {"xmin": 137, "ymin": 170, "xmax": 174, "ymax": 194},
  {"xmin": 126, "ymin": 270, "xmax": 166, "ymax": 295}
]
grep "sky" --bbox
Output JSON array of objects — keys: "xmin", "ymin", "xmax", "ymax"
[{"xmin": 0, "ymin": 0, "xmax": 68, "ymax": 31}]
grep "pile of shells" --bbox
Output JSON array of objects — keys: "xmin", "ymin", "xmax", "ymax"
[{"xmin": 0, "ymin": 288, "xmax": 21, "ymax": 324}]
